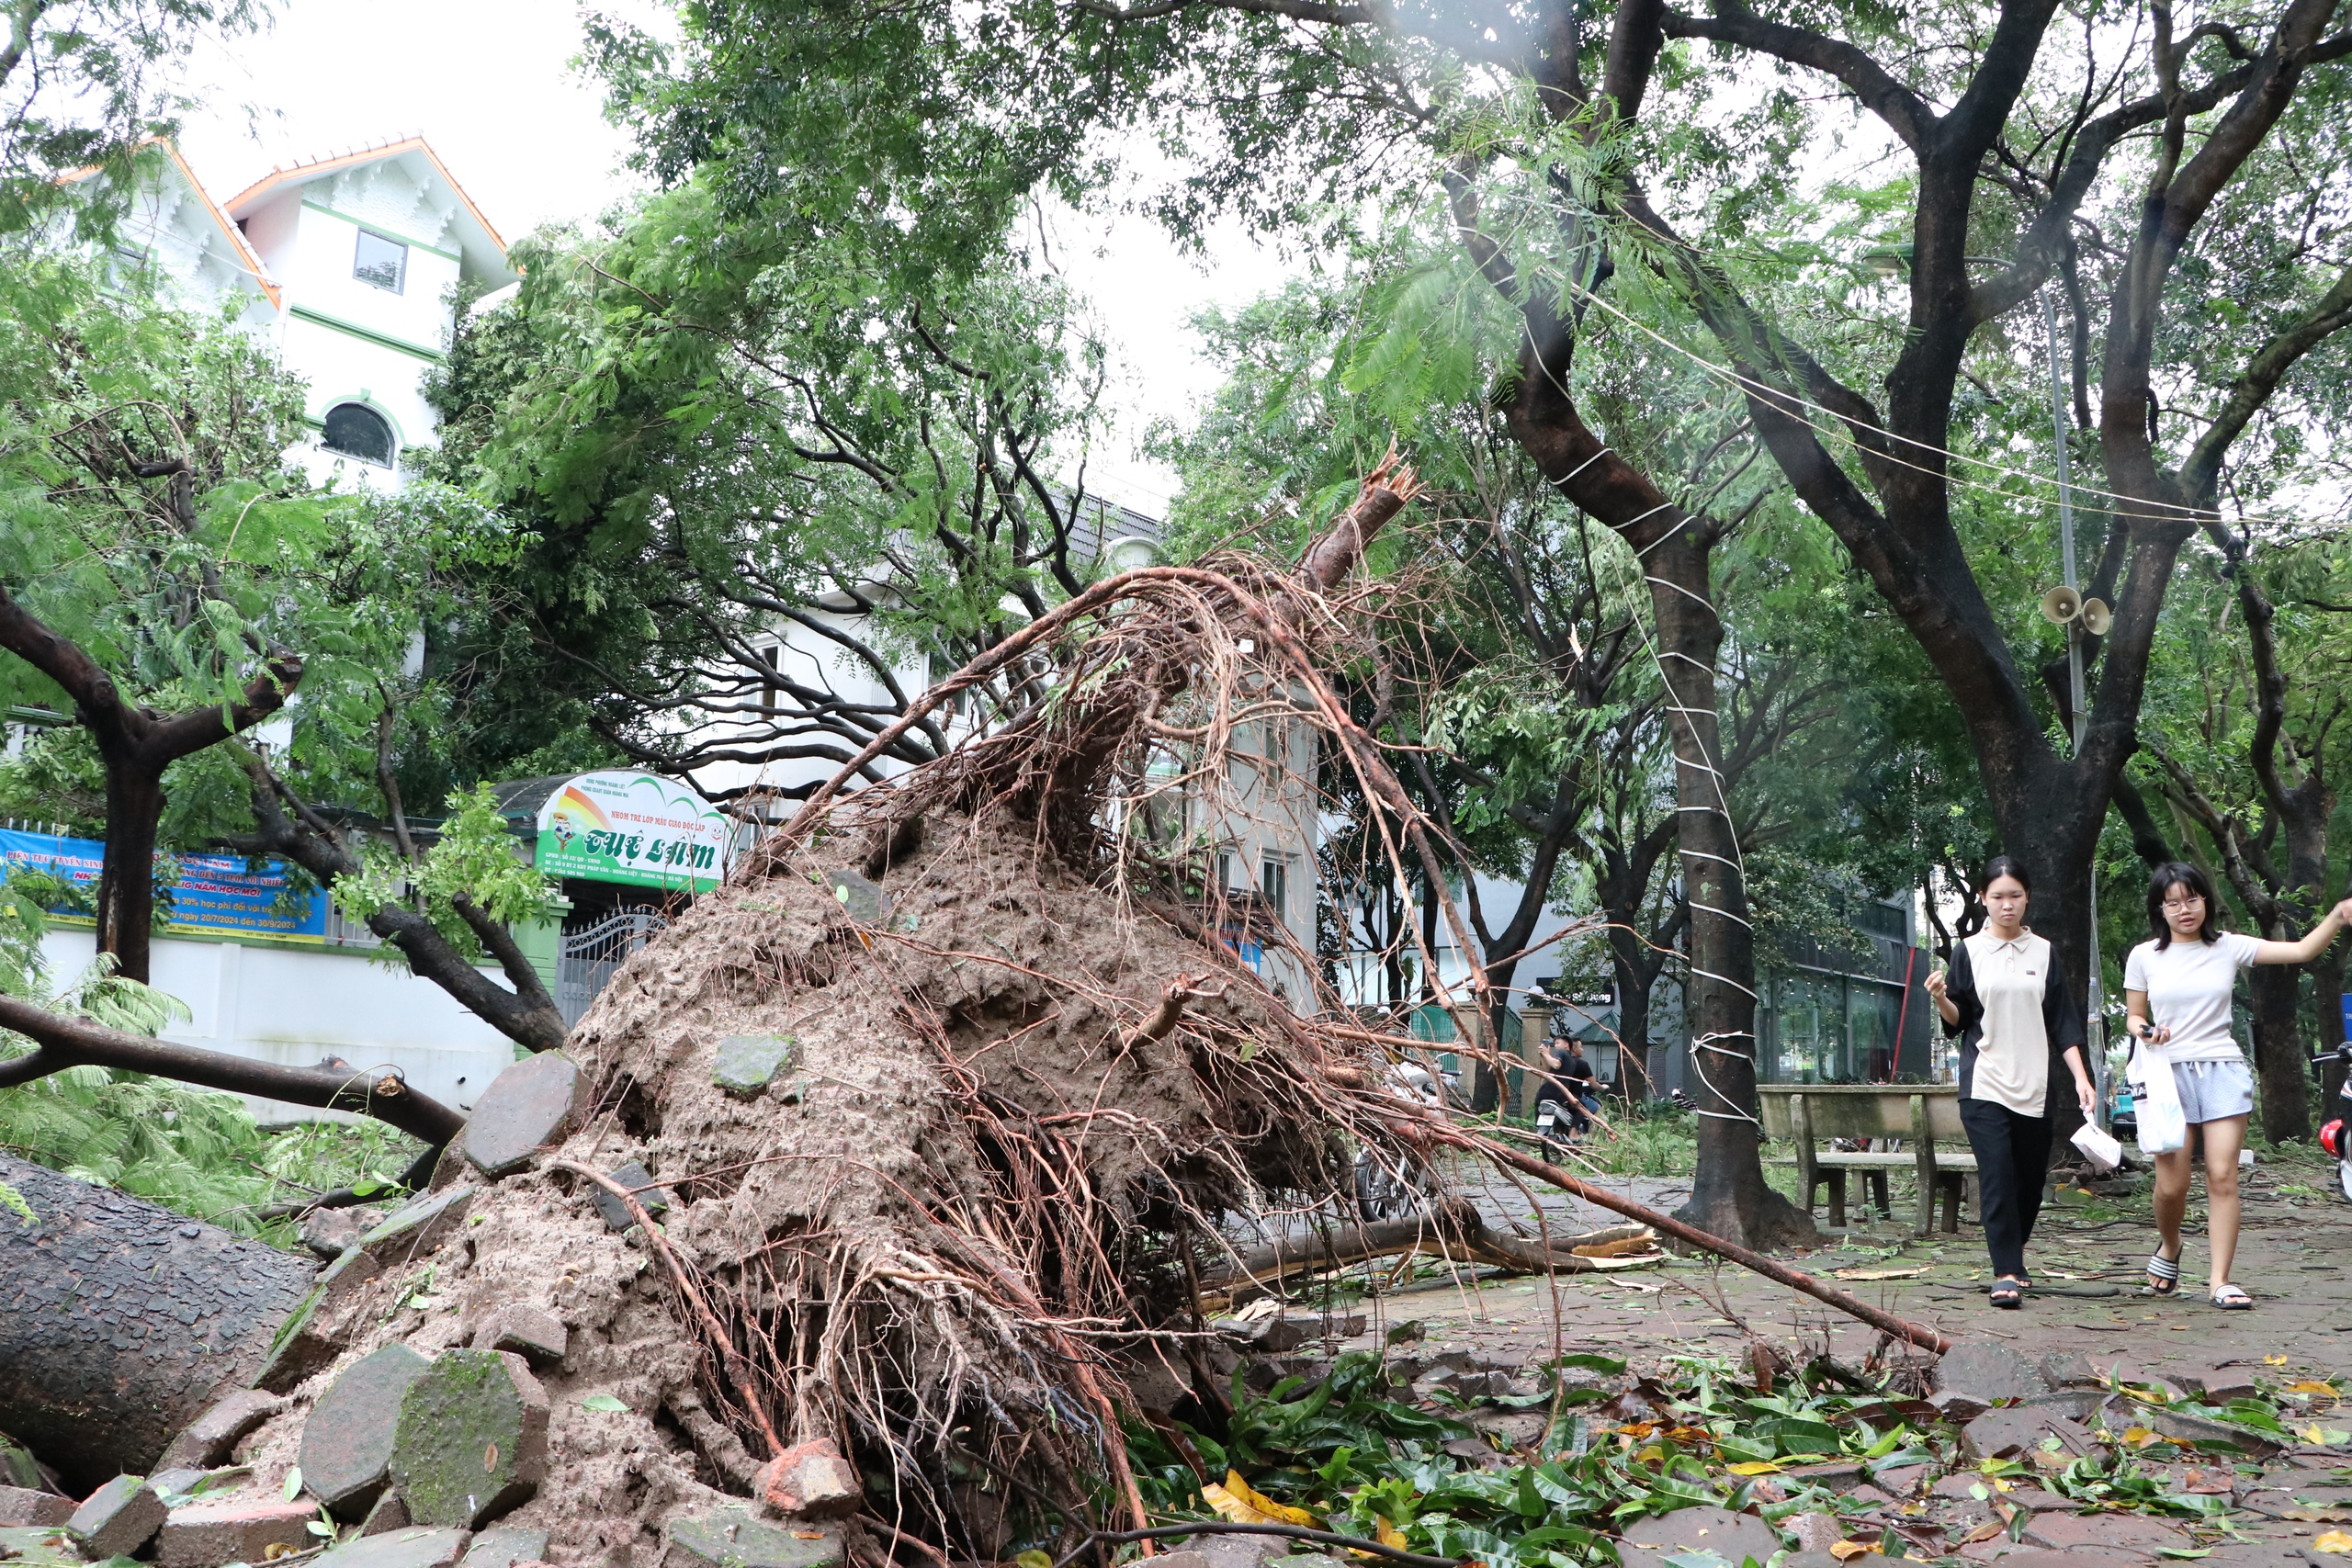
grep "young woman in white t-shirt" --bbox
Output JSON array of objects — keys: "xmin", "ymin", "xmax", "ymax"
[{"xmin": 2127, "ymin": 861, "xmax": 2352, "ymax": 1310}]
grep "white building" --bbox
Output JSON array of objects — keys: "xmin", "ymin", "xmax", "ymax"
[
  {"xmin": 32, "ymin": 138, "xmax": 526, "ymax": 1124},
  {"xmin": 103, "ymin": 136, "xmax": 516, "ymax": 489}
]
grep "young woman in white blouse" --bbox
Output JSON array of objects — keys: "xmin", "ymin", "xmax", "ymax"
[
  {"xmin": 2129, "ymin": 862, "xmax": 2352, "ymax": 1310},
  {"xmin": 1923, "ymin": 858, "xmax": 2094, "ymax": 1309}
]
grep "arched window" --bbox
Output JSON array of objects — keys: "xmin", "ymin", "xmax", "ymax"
[{"xmin": 322, "ymin": 402, "xmax": 395, "ymax": 468}]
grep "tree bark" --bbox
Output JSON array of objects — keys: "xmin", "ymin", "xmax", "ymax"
[
  {"xmin": 96, "ymin": 765, "xmax": 166, "ymax": 984},
  {"xmin": 0, "ymin": 1154, "xmax": 315, "ymax": 1493}
]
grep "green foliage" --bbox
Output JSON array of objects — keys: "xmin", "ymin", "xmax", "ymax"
[{"xmin": 333, "ymin": 784, "xmax": 560, "ymax": 965}]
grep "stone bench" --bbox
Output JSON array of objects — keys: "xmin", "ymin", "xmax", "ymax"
[{"xmin": 1758, "ymin": 1084, "xmax": 1977, "ymax": 1235}]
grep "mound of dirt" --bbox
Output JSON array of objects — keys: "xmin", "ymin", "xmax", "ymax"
[{"xmin": 205, "ymin": 809, "xmax": 1399, "ymax": 1565}]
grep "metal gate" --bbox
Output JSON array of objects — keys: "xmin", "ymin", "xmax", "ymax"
[{"xmin": 557, "ymin": 909, "xmax": 670, "ymax": 1027}]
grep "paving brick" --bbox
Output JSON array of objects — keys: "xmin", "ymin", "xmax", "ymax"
[
  {"xmin": 1781, "ymin": 1511, "xmax": 1844, "ymax": 1553},
  {"xmin": 304, "ymin": 1342, "xmax": 434, "ymax": 1519},
  {"xmin": 313, "ymin": 1525, "xmax": 470, "ymax": 1568},
  {"xmin": 0, "ymin": 1440, "xmax": 44, "ymax": 1491},
  {"xmin": 360, "ymin": 1185, "xmax": 478, "ymax": 1267},
  {"xmin": 155, "ymin": 1499, "xmax": 321, "ymax": 1566},
  {"xmin": 2022, "ymin": 1508, "xmax": 2189, "ymax": 1552},
  {"xmin": 0, "ymin": 1525, "xmax": 82, "ymax": 1568},
  {"xmin": 469, "ymin": 1304, "xmax": 568, "ymax": 1367},
  {"xmin": 463, "ymin": 1055, "xmax": 584, "ymax": 1179},
  {"xmin": 589, "ymin": 1161, "xmax": 672, "ymax": 1231},
  {"xmin": 66, "ymin": 1473, "xmax": 167, "ymax": 1558},
  {"xmin": 360, "ymin": 1492, "xmax": 411, "ymax": 1537},
  {"xmin": 665, "ymin": 1508, "xmax": 843, "ymax": 1568},
  {"xmin": 300, "ymin": 1206, "xmax": 383, "ymax": 1261},
  {"xmin": 1935, "ymin": 1337, "xmax": 2052, "ymax": 1404},
  {"xmin": 0, "ymin": 1487, "xmax": 72, "ymax": 1527},
  {"xmin": 714, "ymin": 1034, "xmax": 798, "ymax": 1096},
  {"xmin": 390, "ymin": 1349, "xmax": 549, "ymax": 1529},
  {"xmin": 158, "ymin": 1389, "xmax": 286, "ymax": 1472},
  {"xmin": 254, "ymin": 1285, "xmax": 345, "ymax": 1395},
  {"xmin": 1960, "ymin": 1406, "xmax": 2104, "ymax": 1462},
  {"xmin": 1616, "ymin": 1504, "xmax": 1781, "ymax": 1563},
  {"xmin": 2180, "ymin": 1367, "xmax": 2263, "ymax": 1402},
  {"xmin": 757, "ymin": 1438, "xmax": 862, "ymax": 1519},
  {"xmin": 458, "ymin": 1525, "xmax": 548, "ymax": 1568}
]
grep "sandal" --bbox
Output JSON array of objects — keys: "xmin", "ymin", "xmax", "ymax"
[
  {"xmin": 1990, "ymin": 1278, "xmax": 2023, "ymax": 1310},
  {"xmin": 2147, "ymin": 1247, "xmax": 2182, "ymax": 1295},
  {"xmin": 2211, "ymin": 1283, "xmax": 2253, "ymax": 1311}
]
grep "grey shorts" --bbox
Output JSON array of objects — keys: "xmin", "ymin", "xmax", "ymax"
[{"xmin": 2172, "ymin": 1058, "xmax": 2256, "ymax": 1123}]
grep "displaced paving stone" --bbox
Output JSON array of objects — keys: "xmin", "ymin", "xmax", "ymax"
[
  {"xmin": 2179, "ymin": 1367, "xmax": 2262, "ymax": 1401},
  {"xmin": 1871, "ymin": 1463, "xmax": 1928, "ymax": 1496},
  {"xmin": 158, "ymin": 1389, "xmax": 286, "ymax": 1472},
  {"xmin": 361, "ymin": 1492, "xmax": 412, "ymax": 1537},
  {"xmin": 1782, "ymin": 1512, "xmax": 1844, "ymax": 1553},
  {"xmin": 1933, "ymin": 1337, "xmax": 2052, "ymax": 1418},
  {"xmin": 304, "ymin": 1342, "xmax": 434, "ymax": 1519},
  {"xmin": 589, "ymin": 1162, "xmax": 672, "ymax": 1232},
  {"xmin": 390, "ymin": 1348, "xmax": 549, "ymax": 1529},
  {"xmin": 714, "ymin": 1034, "xmax": 797, "ymax": 1095},
  {"xmin": 1781, "ymin": 1460, "xmax": 1868, "ymax": 1493},
  {"xmin": 1617, "ymin": 1504, "xmax": 1781, "ymax": 1562},
  {"xmin": 254, "ymin": 1286, "xmax": 343, "ymax": 1396},
  {"xmin": 155, "ymin": 1499, "xmax": 320, "ymax": 1566},
  {"xmin": 458, "ymin": 1525, "xmax": 549, "ymax": 1568},
  {"xmin": 314, "ymin": 1525, "xmax": 470, "ymax": 1568},
  {"xmin": 469, "ymin": 1304, "xmax": 568, "ymax": 1368},
  {"xmin": 463, "ymin": 1055, "xmax": 585, "ymax": 1179},
  {"xmin": 826, "ymin": 869, "xmax": 886, "ymax": 923},
  {"xmin": 300, "ymin": 1205, "xmax": 384, "ymax": 1261},
  {"xmin": 0, "ymin": 1488, "xmax": 72, "ymax": 1527},
  {"xmin": 361, "ymin": 1185, "xmax": 479, "ymax": 1266},
  {"xmin": 2148, "ymin": 1405, "xmax": 2287, "ymax": 1455},
  {"xmin": 2022, "ymin": 1508, "xmax": 2188, "ymax": 1552},
  {"xmin": 0, "ymin": 1439, "xmax": 45, "ymax": 1492},
  {"xmin": 1960, "ymin": 1406, "xmax": 2103, "ymax": 1462},
  {"xmin": 666, "ymin": 1508, "xmax": 844, "ymax": 1568},
  {"xmin": 757, "ymin": 1438, "xmax": 862, "ymax": 1520},
  {"xmin": 2037, "ymin": 1351, "xmax": 2099, "ymax": 1388},
  {"xmin": 66, "ymin": 1474, "xmax": 167, "ymax": 1558}
]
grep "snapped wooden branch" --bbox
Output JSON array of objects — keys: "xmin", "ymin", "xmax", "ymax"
[{"xmin": 1195, "ymin": 1207, "xmax": 1659, "ymax": 1305}]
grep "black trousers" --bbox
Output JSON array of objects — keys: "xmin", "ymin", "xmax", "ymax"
[{"xmin": 1959, "ymin": 1098, "xmax": 2052, "ymax": 1279}]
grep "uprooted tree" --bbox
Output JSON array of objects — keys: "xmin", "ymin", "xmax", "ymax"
[{"xmin": 0, "ymin": 472, "xmax": 1947, "ymax": 1553}]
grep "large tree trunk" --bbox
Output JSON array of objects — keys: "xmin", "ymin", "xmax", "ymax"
[
  {"xmin": 0, "ymin": 1155, "xmax": 315, "ymax": 1494},
  {"xmin": 2248, "ymin": 961, "xmax": 2310, "ymax": 1142},
  {"xmin": 1614, "ymin": 958, "xmax": 1653, "ymax": 1097},
  {"xmin": 94, "ymin": 765, "xmax": 166, "ymax": 984}
]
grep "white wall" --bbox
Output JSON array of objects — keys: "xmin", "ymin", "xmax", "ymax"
[{"xmin": 40, "ymin": 929, "xmax": 519, "ymax": 1126}]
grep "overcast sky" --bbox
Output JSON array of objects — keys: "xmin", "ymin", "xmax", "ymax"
[{"xmin": 174, "ymin": 0, "xmax": 1285, "ymax": 515}]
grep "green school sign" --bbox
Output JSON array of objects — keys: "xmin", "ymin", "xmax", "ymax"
[{"xmin": 532, "ymin": 772, "xmax": 731, "ymax": 893}]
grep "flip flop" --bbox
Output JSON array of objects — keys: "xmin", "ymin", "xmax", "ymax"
[
  {"xmin": 1990, "ymin": 1278, "xmax": 2023, "ymax": 1309},
  {"xmin": 2147, "ymin": 1248, "xmax": 2182, "ymax": 1295},
  {"xmin": 2211, "ymin": 1283, "xmax": 2253, "ymax": 1311}
]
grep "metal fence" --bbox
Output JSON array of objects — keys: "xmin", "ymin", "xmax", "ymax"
[{"xmin": 557, "ymin": 909, "xmax": 669, "ymax": 1028}]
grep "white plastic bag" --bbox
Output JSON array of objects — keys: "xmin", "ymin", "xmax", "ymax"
[
  {"xmin": 2070, "ymin": 1120, "xmax": 2124, "ymax": 1172},
  {"xmin": 2131, "ymin": 1046, "xmax": 2188, "ymax": 1154}
]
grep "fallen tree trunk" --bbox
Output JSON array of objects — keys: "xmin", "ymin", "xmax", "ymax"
[
  {"xmin": 1461, "ymin": 1134, "xmax": 1952, "ymax": 1355},
  {"xmin": 0, "ymin": 1155, "xmax": 316, "ymax": 1493},
  {"xmin": 1198, "ymin": 1208, "xmax": 1657, "ymax": 1300}
]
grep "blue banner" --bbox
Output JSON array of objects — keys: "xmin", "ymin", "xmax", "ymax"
[{"xmin": 0, "ymin": 829, "xmax": 327, "ymax": 942}]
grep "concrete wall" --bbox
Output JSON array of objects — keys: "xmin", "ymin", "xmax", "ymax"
[{"xmin": 39, "ymin": 928, "xmax": 518, "ymax": 1126}]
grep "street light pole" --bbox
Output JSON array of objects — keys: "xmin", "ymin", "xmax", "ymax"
[{"xmin": 2044, "ymin": 286, "xmax": 2110, "ymax": 1128}]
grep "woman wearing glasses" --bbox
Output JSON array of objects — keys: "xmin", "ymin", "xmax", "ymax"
[
  {"xmin": 1923, "ymin": 857, "xmax": 2094, "ymax": 1309},
  {"xmin": 2129, "ymin": 863, "xmax": 2352, "ymax": 1309}
]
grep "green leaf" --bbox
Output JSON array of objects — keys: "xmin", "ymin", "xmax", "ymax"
[
  {"xmin": 582, "ymin": 1394, "xmax": 630, "ymax": 1413},
  {"xmin": 283, "ymin": 1467, "xmax": 302, "ymax": 1502}
]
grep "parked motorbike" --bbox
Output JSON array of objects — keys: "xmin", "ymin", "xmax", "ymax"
[{"xmin": 2314, "ymin": 1039, "xmax": 2352, "ymax": 1205}]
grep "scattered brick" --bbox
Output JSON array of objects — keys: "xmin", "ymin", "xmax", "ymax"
[
  {"xmin": 589, "ymin": 1161, "xmax": 672, "ymax": 1232},
  {"xmin": 469, "ymin": 1304, "xmax": 568, "ymax": 1368},
  {"xmin": 665, "ymin": 1508, "xmax": 843, "ymax": 1568},
  {"xmin": 158, "ymin": 1389, "xmax": 286, "ymax": 1472},
  {"xmin": 713, "ymin": 1034, "xmax": 797, "ymax": 1095},
  {"xmin": 0, "ymin": 1488, "xmax": 72, "ymax": 1527},
  {"xmin": 1616, "ymin": 1505, "xmax": 1781, "ymax": 1563},
  {"xmin": 154, "ymin": 1499, "xmax": 320, "ymax": 1566},
  {"xmin": 463, "ymin": 1055, "xmax": 585, "ymax": 1179},
  {"xmin": 361, "ymin": 1492, "xmax": 412, "ymax": 1537},
  {"xmin": 757, "ymin": 1438, "xmax": 862, "ymax": 1520},
  {"xmin": 304, "ymin": 1342, "xmax": 434, "ymax": 1519},
  {"xmin": 458, "ymin": 1525, "xmax": 549, "ymax": 1568},
  {"xmin": 66, "ymin": 1474, "xmax": 167, "ymax": 1559},
  {"xmin": 360, "ymin": 1186, "xmax": 479, "ymax": 1267},
  {"xmin": 390, "ymin": 1348, "xmax": 549, "ymax": 1529},
  {"xmin": 312, "ymin": 1525, "xmax": 470, "ymax": 1568}
]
